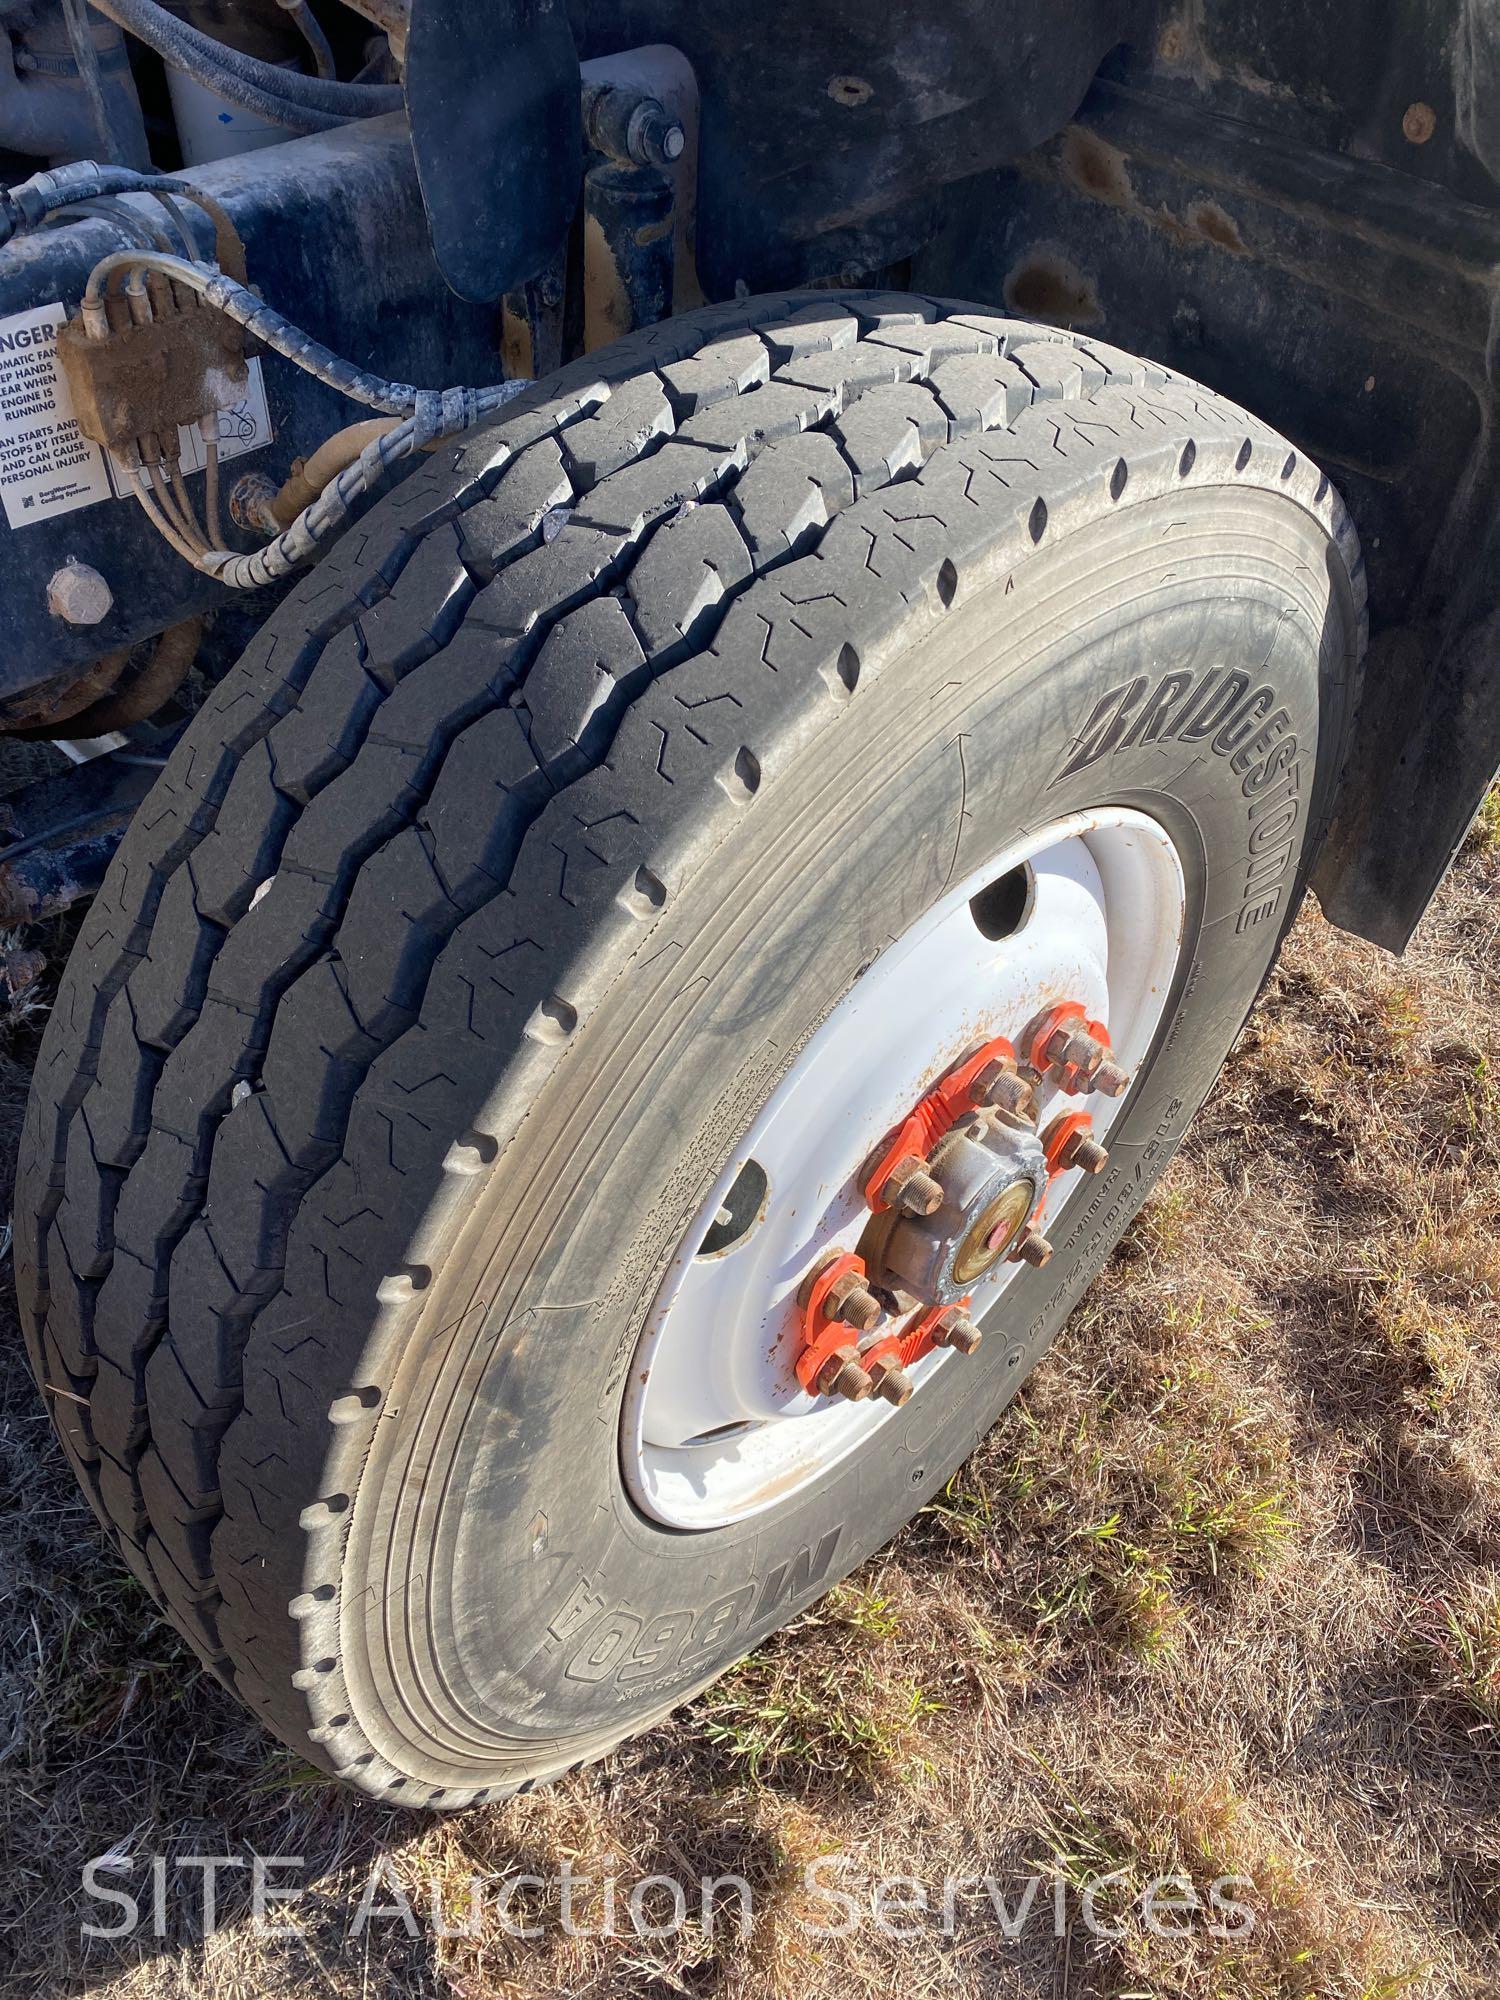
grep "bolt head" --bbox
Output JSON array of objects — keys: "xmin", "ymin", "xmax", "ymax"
[
  {"xmin": 46, "ymin": 561, "xmax": 112, "ymax": 627},
  {"xmin": 1011, "ymin": 1226, "xmax": 1053, "ymax": 1268},
  {"xmin": 868, "ymin": 1359, "xmax": 914, "ymax": 1407},
  {"xmin": 824, "ymin": 1273, "xmax": 882, "ymax": 1332},
  {"xmin": 933, "ymin": 1310, "xmax": 982, "ymax": 1355},
  {"xmin": 817, "ymin": 1348, "xmax": 873, "ymax": 1401},
  {"xmin": 883, "ymin": 1154, "xmax": 943, "ymax": 1216}
]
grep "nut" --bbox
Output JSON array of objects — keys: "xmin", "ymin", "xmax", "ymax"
[
  {"xmin": 823, "ymin": 1271, "xmax": 883, "ymax": 1332},
  {"xmin": 1055, "ymin": 1127, "xmax": 1109, "ymax": 1174},
  {"xmin": 971, "ymin": 1059, "xmax": 1035, "ymax": 1120},
  {"xmin": 1041, "ymin": 1025, "xmax": 1128, "ymax": 1097},
  {"xmin": 866, "ymin": 1357, "xmax": 915, "ymax": 1406},
  {"xmin": 817, "ymin": 1348, "xmax": 874, "ymax": 1401},
  {"xmin": 1011, "ymin": 1225, "xmax": 1053, "ymax": 1268},
  {"xmin": 46, "ymin": 561, "xmax": 112, "ymax": 627},
  {"xmin": 932, "ymin": 1308, "xmax": 982, "ymax": 1355},
  {"xmin": 881, "ymin": 1153, "xmax": 943, "ymax": 1216},
  {"xmin": 1091, "ymin": 1058, "xmax": 1130, "ymax": 1098}
]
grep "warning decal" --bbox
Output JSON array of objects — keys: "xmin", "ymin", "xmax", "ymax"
[
  {"xmin": 0, "ymin": 299, "xmax": 275, "ymax": 532},
  {"xmin": 0, "ymin": 303, "xmax": 112, "ymax": 529}
]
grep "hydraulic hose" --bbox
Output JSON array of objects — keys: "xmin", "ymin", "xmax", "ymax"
[
  {"xmin": 85, "ymin": 0, "xmax": 403, "ymax": 121},
  {"xmin": 79, "ymin": 246, "xmax": 534, "ymax": 588},
  {"xmin": 83, "ymin": 249, "xmax": 433, "ymax": 409}
]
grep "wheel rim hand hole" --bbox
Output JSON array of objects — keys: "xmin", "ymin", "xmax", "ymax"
[
  {"xmin": 969, "ymin": 861, "xmax": 1035, "ymax": 941},
  {"xmin": 697, "ymin": 1157, "xmax": 769, "ymax": 1257}
]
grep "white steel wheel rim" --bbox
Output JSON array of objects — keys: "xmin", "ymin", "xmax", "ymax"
[{"xmin": 621, "ymin": 808, "xmax": 1187, "ymax": 1531}]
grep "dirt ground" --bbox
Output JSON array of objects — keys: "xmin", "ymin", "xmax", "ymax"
[{"xmin": 1, "ymin": 796, "xmax": 1497, "ymax": 2000}]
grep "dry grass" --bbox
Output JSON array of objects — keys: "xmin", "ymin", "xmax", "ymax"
[{"xmin": 1, "ymin": 802, "xmax": 1498, "ymax": 1999}]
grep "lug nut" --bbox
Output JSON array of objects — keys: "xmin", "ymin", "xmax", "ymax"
[
  {"xmin": 1041, "ymin": 1025, "xmax": 1129, "ymax": 1098},
  {"xmin": 867, "ymin": 1357, "xmax": 915, "ymax": 1407},
  {"xmin": 1091, "ymin": 1058, "xmax": 1130, "ymax": 1098},
  {"xmin": 823, "ymin": 1271, "xmax": 883, "ymax": 1332},
  {"xmin": 1043, "ymin": 1027, "xmax": 1096, "ymax": 1073},
  {"xmin": 881, "ymin": 1153, "xmax": 943, "ymax": 1216},
  {"xmin": 1011, "ymin": 1226, "xmax": 1053, "ymax": 1268},
  {"xmin": 817, "ymin": 1348, "xmax": 874, "ymax": 1401},
  {"xmin": 932, "ymin": 1308, "xmax": 982, "ymax": 1355},
  {"xmin": 1056, "ymin": 1129, "xmax": 1110, "ymax": 1174},
  {"xmin": 971, "ymin": 1060, "xmax": 1036, "ymax": 1120},
  {"xmin": 967, "ymin": 1057, "xmax": 1010, "ymax": 1106}
]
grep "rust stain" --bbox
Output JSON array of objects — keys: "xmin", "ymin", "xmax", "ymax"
[
  {"xmin": 1061, "ymin": 127, "xmax": 1134, "ymax": 208},
  {"xmin": 1187, "ymin": 199, "xmax": 1249, "ymax": 255},
  {"xmin": 1003, "ymin": 253, "xmax": 1103, "ymax": 328}
]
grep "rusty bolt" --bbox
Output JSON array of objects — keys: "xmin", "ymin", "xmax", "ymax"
[
  {"xmin": 972, "ymin": 1060, "xmax": 1035, "ymax": 1120},
  {"xmin": 1402, "ymin": 101, "xmax": 1436, "ymax": 145},
  {"xmin": 932, "ymin": 1308, "xmax": 982, "ymax": 1355},
  {"xmin": 823, "ymin": 1271, "xmax": 883, "ymax": 1332},
  {"xmin": 1091, "ymin": 1058, "xmax": 1130, "ymax": 1098},
  {"xmin": 817, "ymin": 1347, "xmax": 874, "ymax": 1401},
  {"xmin": 867, "ymin": 1356, "xmax": 915, "ymax": 1407},
  {"xmin": 1045, "ymin": 1026, "xmax": 1101, "ymax": 1074},
  {"xmin": 1011, "ymin": 1225, "xmax": 1053, "ymax": 1268},
  {"xmin": 881, "ymin": 1153, "xmax": 943, "ymax": 1216},
  {"xmin": 46, "ymin": 561, "xmax": 112, "ymax": 627},
  {"xmin": 1042, "ymin": 1025, "xmax": 1129, "ymax": 1097},
  {"xmin": 1055, "ymin": 1128, "xmax": 1110, "ymax": 1175},
  {"xmin": 967, "ymin": 1057, "xmax": 1011, "ymax": 1105}
]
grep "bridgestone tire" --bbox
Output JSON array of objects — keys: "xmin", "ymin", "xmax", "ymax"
[{"xmin": 14, "ymin": 292, "xmax": 1366, "ymax": 1803}]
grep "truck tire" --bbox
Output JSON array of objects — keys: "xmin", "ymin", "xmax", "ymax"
[{"xmin": 13, "ymin": 291, "xmax": 1366, "ymax": 1804}]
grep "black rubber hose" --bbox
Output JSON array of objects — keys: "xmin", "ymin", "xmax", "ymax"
[
  {"xmin": 0, "ymin": 162, "xmax": 172, "ymax": 247},
  {"xmin": 85, "ymin": 0, "xmax": 404, "ymax": 119}
]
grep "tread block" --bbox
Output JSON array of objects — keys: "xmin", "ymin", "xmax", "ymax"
[
  {"xmin": 512, "ymin": 595, "xmax": 649, "ymax": 777},
  {"xmin": 659, "ymin": 333, "xmax": 771, "ymax": 415},
  {"xmin": 560, "ymin": 373, "xmax": 674, "ymax": 485},
  {"xmin": 625, "ymin": 504, "xmax": 753, "ymax": 660},
  {"xmin": 454, "ymin": 437, "xmax": 574, "ymax": 583},
  {"xmin": 778, "ymin": 341, "xmax": 915, "ymax": 404},
  {"xmin": 731, "ymin": 430, "xmax": 856, "ymax": 567},
  {"xmin": 574, "ymin": 440, "xmax": 743, "ymax": 536},
  {"xmin": 1006, "ymin": 338, "xmax": 1110, "ymax": 401},
  {"xmin": 264, "ymin": 629, "xmax": 385, "ymax": 804},
  {"xmin": 129, "ymin": 869, "xmax": 221, "ymax": 1049},
  {"xmin": 425, "ymin": 704, "xmax": 553, "ymax": 900},
  {"xmin": 679, "ymin": 377, "xmax": 837, "ymax": 452},
  {"xmin": 929, "ymin": 353, "xmax": 1036, "ymax": 437},
  {"xmin": 832, "ymin": 379, "xmax": 949, "ymax": 492}
]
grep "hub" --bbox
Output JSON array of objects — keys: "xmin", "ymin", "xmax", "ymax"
[{"xmin": 621, "ymin": 808, "xmax": 1187, "ymax": 1530}]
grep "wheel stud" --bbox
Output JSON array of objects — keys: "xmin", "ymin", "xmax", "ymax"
[
  {"xmin": 931, "ymin": 1308, "xmax": 982, "ymax": 1355},
  {"xmin": 1039, "ymin": 1025, "xmax": 1130, "ymax": 1099},
  {"xmin": 867, "ymin": 1357, "xmax": 915, "ymax": 1407},
  {"xmin": 1091, "ymin": 1058, "xmax": 1130, "ymax": 1098},
  {"xmin": 881, "ymin": 1153, "xmax": 944, "ymax": 1216},
  {"xmin": 822, "ymin": 1271, "xmax": 883, "ymax": 1331},
  {"xmin": 1010, "ymin": 1225, "xmax": 1053, "ymax": 1268},
  {"xmin": 1056, "ymin": 1128, "xmax": 1109, "ymax": 1174},
  {"xmin": 971, "ymin": 1062, "xmax": 1035, "ymax": 1120},
  {"xmin": 817, "ymin": 1348, "xmax": 874, "ymax": 1401}
]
